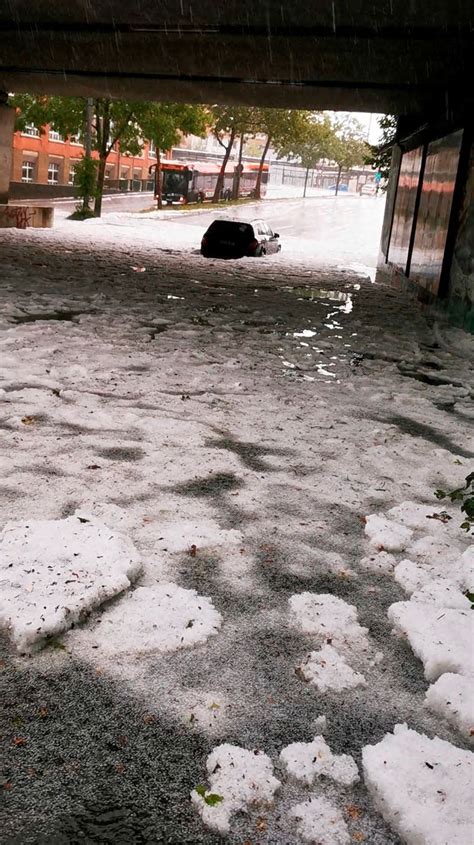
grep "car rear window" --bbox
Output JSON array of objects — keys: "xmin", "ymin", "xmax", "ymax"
[{"xmin": 207, "ymin": 221, "xmax": 254, "ymax": 239}]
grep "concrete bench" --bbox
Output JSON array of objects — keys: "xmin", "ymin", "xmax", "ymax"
[{"xmin": 0, "ymin": 205, "xmax": 54, "ymax": 229}]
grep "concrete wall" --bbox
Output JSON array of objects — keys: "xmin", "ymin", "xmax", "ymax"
[
  {"xmin": 448, "ymin": 141, "xmax": 474, "ymax": 331},
  {"xmin": 0, "ymin": 103, "xmax": 15, "ymax": 204},
  {"xmin": 0, "ymin": 205, "xmax": 54, "ymax": 228}
]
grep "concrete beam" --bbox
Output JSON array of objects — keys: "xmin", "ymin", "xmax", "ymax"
[
  {"xmin": 0, "ymin": 1, "xmax": 472, "ymax": 115},
  {"xmin": 2, "ymin": 0, "xmax": 473, "ymax": 30}
]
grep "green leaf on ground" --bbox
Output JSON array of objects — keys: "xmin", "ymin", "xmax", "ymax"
[{"xmin": 194, "ymin": 785, "xmax": 224, "ymax": 805}]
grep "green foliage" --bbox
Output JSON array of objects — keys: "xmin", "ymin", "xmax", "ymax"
[
  {"xmin": 9, "ymin": 94, "xmax": 207, "ymax": 213},
  {"xmin": 194, "ymin": 785, "xmax": 224, "ymax": 806},
  {"xmin": 74, "ymin": 156, "xmax": 98, "ymax": 200},
  {"xmin": 135, "ymin": 102, "xmax": 207, "ymax": 154},
  {"xmin": 68, "ymin": 207, "xmax": 96, "ymax": 221},
  {"xmin": 209, "ymin": 105, "xmax": 259, "ymax": 145},
  {"xmin": 435, "ymin": 473, "xmax": 474, "ymax": 532},
  {"xmin": 330, "ymin": 115, "xmax": 370, "ymax": 170},
  {"xmin": 275, "ymin": 112, "xmax": 332, "ymax": 167},
  {"xmin": 365, "ymin": 114, "xmax": 397, "ymax": 183}
]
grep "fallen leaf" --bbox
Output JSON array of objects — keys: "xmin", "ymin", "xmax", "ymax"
[
  {"xmin": 346, "ymin": 805, "xmax": 362, "ymax": 820},
  {"xmin": 13, "ymin": 736, "xmax": 27, "ymax": 747},
  {"xmin": 189, "ymin": 544, "xmax": 197, "ymax": 557},
  {"xmin": 352, "ymin": 833, "xmax": 366, "ymax": 842},
  {"xmin": 86, "ymin": 464, "xmax": 101, "ymax": 470},
  {"xmin": 115, "ymin": 762, "xmax": 126, "ymax": 774},
  {"xmin": 21, "ymin": 416, "xmax": 36, "ymax": 426},
  {"xmin": 39, "ymin": 707, "xmax": 48, "ymax": 719},
  {"xmin": 143, "ymin": 713, "xmax": 156, "ymax": 725},
  {"xmin": 3, "ymin": 782, "xmax": 12, "ymax": 790},
  {"xmin": 256, "ymin": 817, "xmax": 268, "ymax": 832}
]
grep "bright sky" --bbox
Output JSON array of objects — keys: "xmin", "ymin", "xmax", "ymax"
[{"xmin": 333, "ymin": 112, "xmax": 384, "ymax": 144}]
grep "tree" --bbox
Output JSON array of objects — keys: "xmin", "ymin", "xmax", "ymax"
[
  {"xmin": 208, "ymin": 106, "xmax": 257, "ymax": 203},
  {"xmin": 9, "ymin": 94, "xmax": 207, "ymax": 214},
  {"xmin": 330, "ymin": 116, "xmax": 370, "ymax": 195},
  {"xmin": 277, "ymin": 113, "xmax": 335, "ymax": 197},
  {"xmin": 365, "ymin": 114, "xmax": 397, "ymax": 185},
  {"xmin": 252, "ymin": 109, "xmax": 310, "ymax": 199},
  {"xmin": 138, "ymin": 103, "xmax": 207, "ymax": 208},
  {"xmin": 10, "ymin": 94, "xmax": 146, "ymax": 215}
]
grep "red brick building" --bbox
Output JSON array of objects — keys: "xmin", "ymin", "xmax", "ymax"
[{"xmin": 11, "ymin": 124, "xmax": 158, "ymax": 194}]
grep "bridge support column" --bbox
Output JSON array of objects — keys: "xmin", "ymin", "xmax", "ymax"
[{"xmin": 0, "ymin": 94, "xmax": 14, "ymax": 204}]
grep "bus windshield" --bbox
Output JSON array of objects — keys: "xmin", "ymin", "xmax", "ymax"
[{"xmin": 162, "ymin": 169, "xmax": 188, "ymax": 196}]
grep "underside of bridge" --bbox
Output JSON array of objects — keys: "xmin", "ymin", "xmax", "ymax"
[
  {"xmin": 0, "ymin": 1, "xmax": 473, "ymax": 326},
  {"xmin": 0, "ymin": 0, "xmax": 473, "ymax": 114}
]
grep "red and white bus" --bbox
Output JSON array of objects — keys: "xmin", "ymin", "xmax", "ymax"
[{"xmin": 149, "ymin": 159, "xmax": 269, "ymax": 204}]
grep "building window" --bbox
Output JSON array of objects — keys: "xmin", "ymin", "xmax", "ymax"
[
  {"xmin": 49, "ymin": 129, "xmax": 64, "ymax": 142},
  {"xmin": 47, "ymin": 162, "xmax": 60, "ymax": 184},
  {"xmin": 104, "ymin": 169, "xmax": 113, "ymax": 181},
  {"xmin": 120, "ymin": 168, "xmax": 130, "ymax": 179},
  {"xmin": 68, "ymin": 163, "xmax": 78, "ymax": 185},
  {"xmin": 148, "ymin": 140, "xmax": 156, "ymax": 157},
  {"xmin": 22, "ymin": 124, "xmax": 40, "ymax": 137},
  {"xmin": 21, "ymin": 160, "xmax": 35, "ymax": 182}
]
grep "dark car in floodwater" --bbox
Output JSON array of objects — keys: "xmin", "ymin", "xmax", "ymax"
[{"xmin": 200, "ymin": 219, "xmax": 281, "ymax": 259}]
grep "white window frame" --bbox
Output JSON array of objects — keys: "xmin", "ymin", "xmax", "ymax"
[
  {"xmin": 22, "ymin": 124, "xmax": 40, "ymax": 137},
  {"xmin": 47, "ymin": 162, "xmax": 60, "ymax": 185},
  {"xmin": 48, "ymin": 129, "xmax": 64, "ymax": 142},
  {"xmin": 148, "ymin": 140, "xmax": 156, "ymax": 157},
  {"xmin": 21, "ymin": 160, "xmax": 35, "ymax": 182}
]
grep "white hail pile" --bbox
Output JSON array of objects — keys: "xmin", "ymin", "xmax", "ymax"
[
  {"xmin": 364, "ymin": 500, "xmax": 473, "ymax": 743},
  {"xmin": 280, "ymin": 735, "xmax": 359, "ymax": 787},
  {"xmin": 0, "ymin": 513, "xmax": 141, "ymax": 652},
  {"xmin": 362, "ymin": 724, "xmax": 473, "ymax": 845},
  {"xmin": 290, "ymin": 593, "xmax": 370, "ymax": 692},
  {"xmin": 191, "ymin": 743, "xmax": 280, "ymax": 834}
]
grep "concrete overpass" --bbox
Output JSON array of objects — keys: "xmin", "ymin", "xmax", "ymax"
[
  {"xmin": 0, "ymin": 1, "xmax": 473, "ymax": 327},
  {"xmin": 0, "ymin": 1, "xmax": 472, "ymax": 115}
]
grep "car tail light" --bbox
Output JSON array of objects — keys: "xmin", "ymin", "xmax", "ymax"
[
  {"xmin": 201, "ymin": 235, "xmax": 208, "ymax": 247},
  {"xmin": 249, "ymin": 238, "xmax": 259, "ymax": 252}
]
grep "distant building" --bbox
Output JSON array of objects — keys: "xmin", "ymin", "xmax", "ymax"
[{"xmin": 11, "ymin": 124, "xmax": 158, "ymax": 196}]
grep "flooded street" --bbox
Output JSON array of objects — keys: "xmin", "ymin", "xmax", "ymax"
[
  {"xmin": 0, "ymin": 214, "xmax": 472, "ymax": 844},
  {"xmin": 185, "ymin": 195, "xmax": 386, "ymax": 270}
]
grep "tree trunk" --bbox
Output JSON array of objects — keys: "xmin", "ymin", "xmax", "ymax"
[
  {"xmin": 94, "ymin": 154, "xmax": 107, "ymax": 216},
  {"xmin": 335, "ymin": 164, "xmax": 342, "ymax": 196},
  {"xmin": 255, "ymin": 134, "xmax": 271, "ymax": 200},
  {"xmin": 82, "ymin": 97, "xmax": 94, "ymax": 212},
  {"xmin": 94, "ymin": 100, "xmax": 110, "ymax": 217},
  {"xmin": 212, "ymin": 128, "xmax": 235, "ymax": 203},
  {"xmin": 303, "ymin": 166, "xmax": 310, "ymax": 198},
  {"xmin": 156, "ymin": 146, "xmax": 162, "ymax": 210},
  {"xmin": 232, "ymin": 133, "xmax": 245, "ymax": 199}
]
